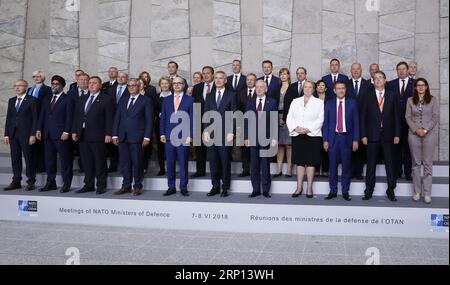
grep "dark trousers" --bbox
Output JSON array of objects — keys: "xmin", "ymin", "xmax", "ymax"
[
  {"xmin": 241, "ymin": 146, "xmax": 250, "ymax": 173},
  {"xmin": 195, "ymin": 144, "xmax": 207, "ymax": 174},
  {"xmin": 351, "ymin": 143, "xmax": 366, "ymax": 176},
  {"xmin": 328, "ymin": 136, "xmax": 352, "ymax": 194},
  {"xmin": 250, "ymin": 146, "xmax": 271, "ymax": 194},
  {"xmin": 395, "ymin": 123, "xmax": 412, "ymax": 177},
  {"xmin": 119, "ymin": 142, "xmax": 144, "ymax": 189},
  {"xmin": 107, "ymin": 143, "xmax": 119, "ymax": 169},
  {"xmin": 166, "ymin": 142, "xmax": 189, "ymax": 192},
  {"xmin": 44, "ymin": 139, "xmax": 73, "ymax": 187},
  {"xmin": 365, "ymin": 139, "xmax": 396, "ymax": 196},
  {"xmin": 79, "ymin": 139, "xmax": 107, "ymax": 189},
  {"xmin": 72, "ymin": 140, "xmax": 83, "ymax": 171},
  {"xmin": 10, "ymin": 135, "xmax": 36, "ymax": 184},
  {"xmin": 31, "ymin": 139, "xmax": 45, "ymax": 172},
  {"xmin": 209, "ymin": 145, "xmax": 232, "ymax": 191},
  {"xmin": 144, "ymin": 118, "xmax": 165, "ymax": 172},
  {"xmin": 317, "ymin": 141, "xmax": 329, "ymax": 174}
]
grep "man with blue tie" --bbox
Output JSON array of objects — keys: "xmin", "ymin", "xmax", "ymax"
[
  {"xmin": 160, "ymin": 77, "xmax": 194, "ymax": 197},
  {"xmin": 4, "ymin": 80, "xmax": 38, "ymax": 191},
  {"xmin": 387, "ymin": 62, "xmax": 414, "ymax": 181},
  {"xmin": 36, "ymin": 75, "xmax": 75, "ymax": 193},
  {"xmin": 245, "ymin": 80, "xmax": 278, "ymax": 198},
  {"xmin": 323, "ymin": 81, "xmax": 360, "ymax": 201},
  {"xmin": 258, "ymin": 60, "xmax": 281, "ymax": 105},
  {"xmin": 203, "ymin": 71, "xmax": 237, "ymax": 197},
  {"xmin": 346, "ymin": 63, "xmax": 373, "ymax": 180},
  {"xmin": 72, "ymin": 76, "xmax": 115, "ymax": 195},
  {"xmin": 107, "ymin": 71, "xmax": 129, "ymax": 173},
  {"xmin": 112, "ymin": 79, "xmax": 154, "ymax": 197},
  {"xmin": 322, "ymin": 59, "xmax": 350, "ymax": 99},
  {"xmin": 27, "ymin": 70, "xmax": 52, "ymax": 173},
  {"xmin": 226, "ymin": 59, "xmax": 247, "ymax": 93}
]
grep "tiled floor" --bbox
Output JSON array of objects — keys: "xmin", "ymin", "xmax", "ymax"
[{"xmin": 0, "ymin": 220, "xmax": 447, "ymax": 265}]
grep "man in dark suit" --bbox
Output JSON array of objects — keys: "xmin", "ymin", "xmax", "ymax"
[
  {"xmin": 72, "ymin": 76, "xmax": 115, "ymax": 195},
  {"xmin": 369, "ymin": 63, "xmax": 380, "ymax": 85},
  {"xmin": 203, "ymin": 71, "xmax": 237, "ymax": 197},
  {"xmin": 4, "ymin": 80, "xmax": 38, "ymax": 191},
  {"xmin": 361, "ymin": 71, "xmax": 401, "ymax": 202},
  {"xmin": 245, "ymin": 80, "xmax": 278, "ymax": 198},
  {"xmin": 322, "ymin": 58, "xmax": 349, "ymax": 99},
  {"xmin": 346, "ymin": 63, "xmax": 373, "ymax": 180},
  {"xmin": 36, "ymin": 75, "xmax": 75, "ymax": 193},
  {"xmin": 102, "ymin": 67, "xmax": 118, "ymax": 93},
  {"xmin": 191, "ymin": 66, "xmax": 215, "ymax": 177},
  {"xmin": 160, "ymin": 77, "xmax": 194, "ymax": 197},
  {"xmin": 323, "ymin": 81, "xmax": 360, "ymax": 201},
  {"xmin": 27, "ymin": 70, "xmax": 52, "ymax": 173},
  {"xmin": 387, "ymin": 62, "xmax": 414, "ymax": 181},
  {"xmin": 237, "ymin": 73, "xmax": 257, "ymax": 177},
  {"xmin": 226, "ymin": 59, "xmax": 247, "ymax": 93},
  {"xmin": 69, "ymin": 69, "xmax": 85, "ymax": 91},
  {"xmin": 168, "ymin": 61, "xmax": 188, "ymax": 93},
  {"xmin": 112, "ymin": 79, "xmax": 154, "ymax": 197},
  {"xmin": 258, "ymin": 60, "xmax": 281, "ymax": 104},
  {"xmin": 283, "ymin": 67, "xmax": 307, "ymax": 122},
  {"xmin": 106, "ymin": 71, "xmax": 129, "ymax": 173},
  {"xmin": 67, "ymin": 73, "xmax": 90, "ymax": 173}
]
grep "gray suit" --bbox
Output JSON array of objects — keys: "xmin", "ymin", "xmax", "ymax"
[{"xmin": 405, "ymin": 97, "xmax": 439, "ymax": 196}]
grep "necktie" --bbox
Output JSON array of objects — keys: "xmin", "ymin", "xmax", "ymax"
[
  {"xmin": 354, "ymin": 80, "xmax": 359, "ymax": 98},
  {"xmin": 337, "ymin": 101, "xmax": 344, "ymax": 133},
  {"xmin": 174, "ymin": 95, "xmax": 181, "ymax": 112},
  {"xmin": 400, "ymin": 80, "xmax": 406, "ymax": 97},
  {"xmin": 265, "ymin": 76, "xmax": 269, "ymax": 87},
  {"xmin": 15, "ymin": 98, "xmax": 22, "ymax": 112},
  {"xmin": 206, "ymin": 84, "xmax": 211, "ymax": 98},
  {"xmin": 85, "ymin": 95, "xmax": 95, "ymax": 114},
  {"xmin": 333, "ymin": 76, "xmax": 337, "ymax": 86},
  {"xmin": 50, "ymin": 95, "xmax": 57, "ymax": 110},
  {"xmin": 116, "ymin": 86, "xmax": 123, "ymax": 103},
  {"xmin": 234, "ymin": 75, "xmax": 238, "ymax": 90},
  {"xmin": 128, "ymin": 97, "xmax": 136, "ymax": 110},
  {"xmin": 247, "ymin": 89, "xmax": 253, "ymax": 101},
  {"xmin": 298, "ymin": 82, "xmax": 303, "ymax": 96},
  {"xmin": 378, "ymin": 92, "xmax": 384, "ymax": 128},
  {"xmin": 216, "ymin": 90, "xmax": 222, "ymax": 107},
  {"xmin": 257, "ymin": 98, "xmax": 263, "ymax": 112}
]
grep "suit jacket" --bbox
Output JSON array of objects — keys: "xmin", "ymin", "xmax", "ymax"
[
  {"xmin": 160, "ymin": 94, "xmax": 194, "ymax": 142},
  {"xmin": 322, "ymin": 74, "xmax": 350, "ymax": 98},
  {"xmin": 237, "ymin": 88, "xmax": 255, "ymax": 113},
  {"xmin": 27, "ymin": 84, "xmax": 52, "ymax": 116},
  {"xmin": 283, "ymin": 81, "xmax": 305, "ymax": 121},
  {"xmin": 69, "ymin": 82, "xmax": 78, "ymax": 91},
  {"xmin": 112, "ymin": 95, "xmax": 154, "ymax": 144},
  {"xmin": 226, "ymin": 74, "xmax": 247, "ymax": 93},
  {"xmin": 67, "ymin": 87, "xmax": 89, "ymax": 103},
  {"xmin": 405, "ymin": 97, "xmax": 440, "ymax": 136},
  {"xmin": 258, "ymin": 75, "xmax": 281, "ymax": 104},
  {"xmin": 204, "ymin": 89, "xmax": 237, "ymax": 141},
  {"xmin": 193, "ymin": 82, "xmax": 215, "ymax": 114},
  {"xmin": 72, "ymin": 92, "xmax": 115, "ymax": 142},
  {"xmin": 4, "ymin": 95, "xmax": 38, "ymax": 140},
  {"xmin": 387, "ymin": 78, "xmax": 415, "ymax": 120},
  {"xmin": 322, "ymin": 98, "xmax": 360, "ymax": 147},
  {"xmin": 102, "ymin": 81, "xmax": 118, "ymax": 94},
  {"xmin": 361, "ymin": 89, "xmax": 401, "ymax": 143},
  {"xmin": 345, "ymin": 78, "xmax": 373, "ymax": 111},
  {"xmin": 244, "ymin": 96, "xmax": 278, "ymax": 145},
  {"xmin": 108, "ymin": 84, "xmax": 130, "ymax": 105},
  {"xmin": 37, "ymin": 93, "xmax": 75, "ymax": 140}
]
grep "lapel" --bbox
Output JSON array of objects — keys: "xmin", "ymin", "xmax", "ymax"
[
  {"xmin": 15, "ymin": 96, "xmax": 28, "ymax": 114},
  {"xmin": 52, "ymin": 93, "xmax": 66, "ymax": 112},
  {"xmin": 331, "ymin": 99, "xmax": 337, "ymax": 127},
  {"xmin": 86, "ymin": 93, "xmax": 101, "ymax": 115},
  {"xmin": 127, "ymin": 95, "xmax": 141, "ymax": 114}
]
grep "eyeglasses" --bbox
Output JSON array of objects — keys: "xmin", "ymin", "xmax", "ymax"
[
  {"xmin": 51, "ymin": 82, "xmax": 62, "ymax": 86},
  {"xmin": 32, "ymin": 75, "xmax": 41, "ymax": 78}
]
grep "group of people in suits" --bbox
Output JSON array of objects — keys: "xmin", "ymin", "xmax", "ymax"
[{"xmin": 3, "ymin": 58, "xmax": 439, "ymax": 204}]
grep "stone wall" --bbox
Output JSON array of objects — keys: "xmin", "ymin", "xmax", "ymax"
[{"xmin": 0, "ymin": 0, "xmax": 448, "ymax": 160}]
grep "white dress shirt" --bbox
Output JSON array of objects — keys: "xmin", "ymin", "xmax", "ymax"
[
  {"xmin": 335, "ymin": 97, "xmax": 347, "ymax": 133},
  {"xmin": 286, "ymin": 96, "xmax": 324, "ymax": 137},
  {"xmin": 215, "ymin": 88, "xmax": 225, "ymax": 103},
  {"xmin": 78, "ymin": 88, "xmax": 88, "ymax": 97},
  {"xmin": 50, "ymin": 92, "xmax": 63, "ymax": 104},
  {"xmin": 232, "ymin": 73, "xmax": 241, "ymax": 89},
  {"xmin": 264, "ymin": 74, "xmax": 273, "ymax": 86},
  {"xmin": 256, "ymin": 96, "xmax": 266, "ymax": 111},
  {"xmin": 203, "ymin": 81, "xmax": 214, "ymax": 100},
  {"xmin": 399, "ymin": 77, "xmax": 409, "ymax": 92}
]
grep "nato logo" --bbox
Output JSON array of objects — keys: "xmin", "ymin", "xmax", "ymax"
[
  {"xmin": 431, "ymin": 214, "xmax": 449, "ymax": 227},
  {"xmin": 18, "ymin": 200, "xmax": 38, "ymax": 212}
]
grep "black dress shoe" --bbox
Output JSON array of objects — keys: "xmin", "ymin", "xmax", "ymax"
[
  {"xmin": 221, "ymin": 190, "xmax": 230, "ymax": 197},
  {"xmin": 238, "ymin": 172, "xmax": 250, "ymax": 178},
  {"xmin": 249, "ymin": 192, "xmax": 261, "ymax": 198},
  {"xmin": 285, "ymin": 174, "xmax": 293, "ymax": 178},
  {"xmin": 343, "ymin": 193, "xmax": 352, "ymax": 201},
  {"xmin": 263, "ymin": 192, "xmax": 271, "ymax": 198},
  {"xmin": 306, "ymin": 194, "xmax": 314, "ymax": 199},
  {"xmin": 207, "ymin": 188, "xmax": 221, "ymax": 197},
  {"xmin": 96, "ymin": 188, "xmax": 107, "ymax": 195},
  {"xmin": 354, "ymin": 175, "xmax": 363, "ymax": 180},
  {"xmin": 405, "ymin": 175, "xmax": 412, "ymax": 181},
  {"xmin": 273, "ymin": 173, "xmax": 282, "ymax": 178},
  {"xmin": 362, "ymin": 195, "xmax": 372, "ymax": 201},
  {"xmin": 4, "ymin": 182, "xmax": 22, "ymax": 191},
  {"xmin": 292, "ymin": 190, "xmax": 303, "ymax": 198},
  {"xmin": 60, "ymin": 186, "xmax": 71, "ymax": 193},
  {"xmin": 191, "ymin": 172, "xmax": 206, "ymax": 178},
  {"xmin": 386, "ymin": 189, "xmax": 397, "ymax": 202},
  {"xmin": 39, "ymin": 183, "xmax": 57, "ymax": 192},
  {"xmin": 325, "ymin": 193, "xmax": 338, "ymax": 200},
  {"xmin": 157, "ymin": 170, "xmax": 166, "ymax": 176},
  {"xmin": 163, "ymin": 188, "xmax": 176, "ymax": 196},
  {"xmin": 26, "ymin": 184, "xmax": 36, "ymax": 191},
  {"xmin": 76, "ymin": 187, "xmax": 95, "ymax": 194},
  {"xmin": 181, "ymin": 191, "xmax": 190, "ymax": 197}
]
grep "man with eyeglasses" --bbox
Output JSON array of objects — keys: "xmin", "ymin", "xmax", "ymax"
[
  {"xmin": 36, "ymin": 76, "xmax": 75, "ymax": 194},
  {"xmin": 112, "ymin": 79, "xmax": 154, "ymax": 197},
  {"xmin": 160, "ymin": 77, "xmax": 194, "ymax": 197},
  {"xmin": 4, "ymin": 80, "xmax": 38, "ymax": 191},
  {"xmin": 69, "ymin": 69, "xmax": 85, "ymax": 91}
]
